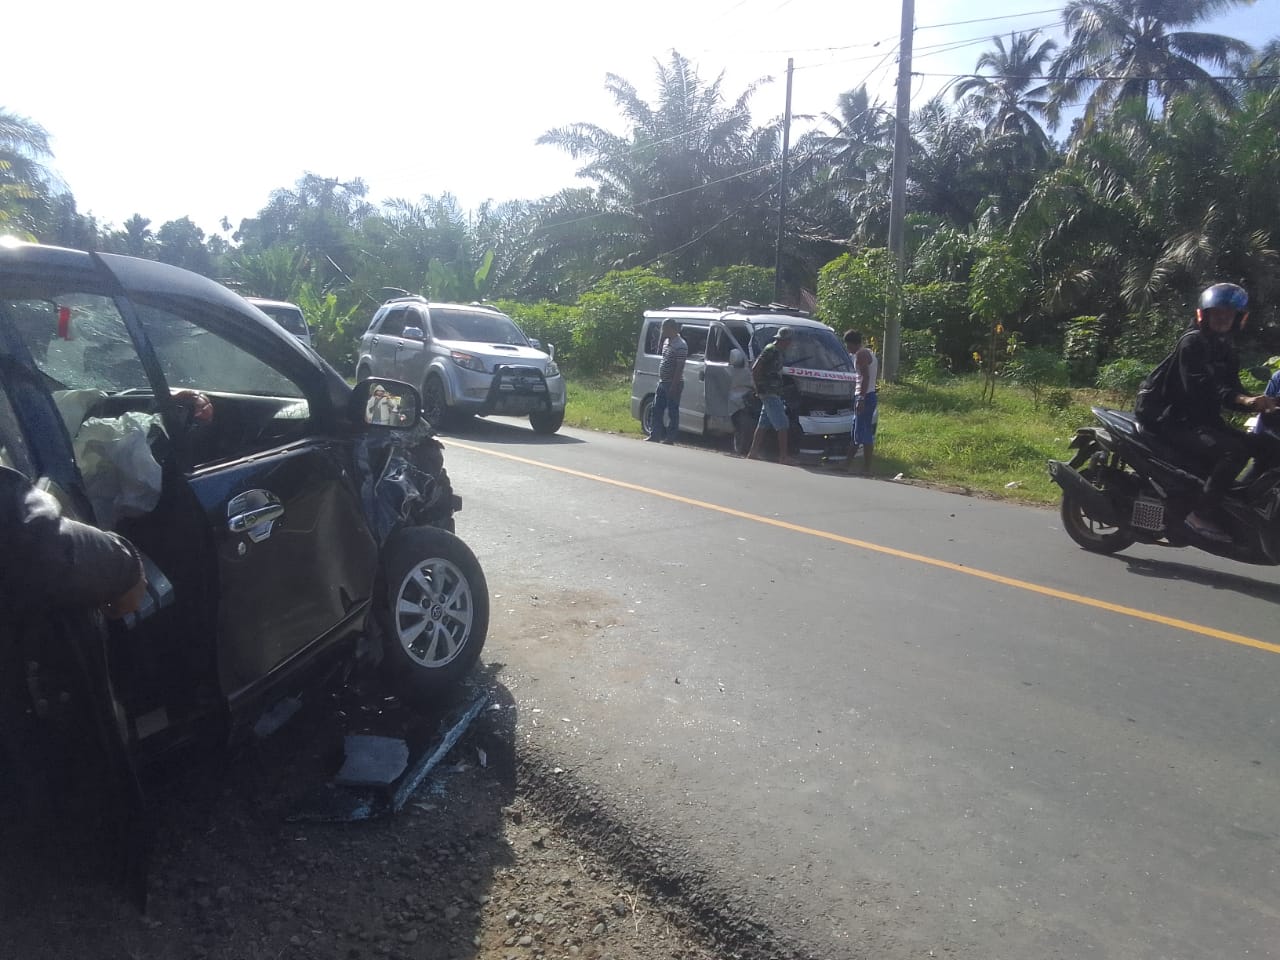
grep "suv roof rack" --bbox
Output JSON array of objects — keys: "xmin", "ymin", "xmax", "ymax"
[
  {"xmin": 658, "ymin": 304, "xmax": 721, "ymax": 313},
  {"xmin": 734, "ymin": 300, "xmax": 811, "ymax": 317},
  {"xmin": 383, "ymin": 294, "xmax": 428, "ymax": 305}
]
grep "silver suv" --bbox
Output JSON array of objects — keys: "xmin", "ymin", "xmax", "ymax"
[{"xmin": 355, "ymin": 297, "xmax": 566, "ymax": 434}]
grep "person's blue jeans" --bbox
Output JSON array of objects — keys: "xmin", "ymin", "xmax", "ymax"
[{"xmin": 651, "ymin": 382, "xmax": 681, "ymax": 441}]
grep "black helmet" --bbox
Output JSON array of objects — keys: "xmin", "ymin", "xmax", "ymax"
[{"xmin": 1196, "ymin": 282, "xmax": 1249, "ymax": 334}]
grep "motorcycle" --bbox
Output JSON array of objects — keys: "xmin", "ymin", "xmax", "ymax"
[{"xmin": 1048, "ymin": 405, "xmax": 1280, "ymax": 564}]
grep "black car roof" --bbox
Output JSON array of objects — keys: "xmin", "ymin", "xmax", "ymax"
[{"xmin": 0, "ymin": 242, "xmax": 351, "ymax": 411}]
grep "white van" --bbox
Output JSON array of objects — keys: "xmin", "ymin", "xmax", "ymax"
[{"xmin": 630, "ymin": 303, "xmax": 857, "ymax": 460}]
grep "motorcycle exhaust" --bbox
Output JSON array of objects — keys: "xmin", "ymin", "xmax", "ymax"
[{"xmin": 1047, "ymin": 460, "xmax": 1123, "ymax": 527}]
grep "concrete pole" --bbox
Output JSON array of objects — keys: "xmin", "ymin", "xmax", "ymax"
[
  {"xmin": 883, "ymin": 0, "xmax": 914, "ymax": 380},
  {"xmin": 773, "ymin": 58, "xmax": 795, "ymax": 304}
]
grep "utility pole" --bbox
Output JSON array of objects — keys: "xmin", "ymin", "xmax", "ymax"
[
  {"xmin": 883, "ymin": 0, "xmax": 914, "ymax": 381},
  {"xmin": 773, "ymin": 58, "xmax": 794, "ymax": 304}
]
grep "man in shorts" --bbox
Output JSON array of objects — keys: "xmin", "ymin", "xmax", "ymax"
[{"xmin": 746, "ymin": 327, "xmax": 795, "ymax": 466}]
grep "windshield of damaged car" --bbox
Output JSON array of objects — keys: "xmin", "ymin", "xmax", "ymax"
[
  {"xmin": 751, "ymin": 325, "xmax": 853, "ymax": 371},
  {"xmin": 1, "ymin": 295, "xmax": 149, "ymax": 393},
  {"xmin": 428, "ymin": 308, "xmax": 529, "ymax": 346}
]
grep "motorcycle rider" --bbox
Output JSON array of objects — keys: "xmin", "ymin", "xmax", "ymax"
[{"xmin": 1134, "ymin": 283, "xmax": 1278, "ymax": 542}]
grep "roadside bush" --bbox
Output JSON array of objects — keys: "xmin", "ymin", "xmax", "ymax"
[
  {"xmin": 817, "ymin": 249, "xmax": 891, "ymax": 331},
  {"xmin": 903, "ymin": 280, "xmax": 976, "ymax": 373},
  {"xmin": 572, "ymin": 269, "xmax": 688, "ymax": 373},
  {"xmin": 1096, "ymin": 358, "xmax": 1149, "ymax": 398},
  {"xmin": 1063, "ymin": 315, "xmax": 1101, "ymax": 384},
  {"xmin": 1004, "ymin": 345, "xmax": 1068, "ymax": 409},
  {"xmin": 1045, "ymin": 388, "xmax": 1075, "ymax": 414},
  {"xmin": 492, "ymin": 299, "xmax": 581, "ymax": 368},
  {"xmin": 694, "ymin": 265, "xmax": 774, "ymax": 307}
]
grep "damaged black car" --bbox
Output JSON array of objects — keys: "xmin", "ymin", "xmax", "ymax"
[{"xmin": 0, "ymin": 242, "xmax": 489, "ymax": 895}]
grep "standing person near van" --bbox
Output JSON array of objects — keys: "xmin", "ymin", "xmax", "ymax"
[
  {"xmin": 746, "ymin": 327, "xmax": 796, "ymax": 466},
  {"xmin": 844, "ymin": 330, "xmax": 878, "ymax": 476},
  {"xmin": 647, "ymin": 318, "xmax": 687, "ymax": 444}
]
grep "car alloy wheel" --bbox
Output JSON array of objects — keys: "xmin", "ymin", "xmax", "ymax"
[{"xmin": 393, "ymin": 556, "xmax": 475, "ymax": 669}]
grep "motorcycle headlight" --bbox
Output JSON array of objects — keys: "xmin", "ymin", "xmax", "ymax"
[
  {"xmin": 545, "ymin": 360, "xmax": 561, "ymax": 379},
  {"xmin": 451, "ymin": 351, "xmax": 485, "ymax": 373}
]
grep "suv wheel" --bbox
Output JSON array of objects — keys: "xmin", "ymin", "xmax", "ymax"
[
  {"xmin": 530, "ymin": 409, "xmax": 564, "ymax": 435},
  {"xmin": 422, "ymin": 376, "xmax": 450, "ymax": 430},
  {"xmin": 356, "ymin": 364, "xmax": 371, "ymax": 382},
  {"xmin": 377, "ymin": 527, "xmax": 489, "ymax": 704}
]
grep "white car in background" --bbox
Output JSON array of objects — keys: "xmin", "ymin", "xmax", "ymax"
[{"xmin": 245, "ymin": 297, "xmax": 313, "ymax": 349}]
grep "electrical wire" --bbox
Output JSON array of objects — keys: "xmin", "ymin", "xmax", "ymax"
[
  {"xmin": 916, "ymin": 7, "xmax": 1063, "ymax": 31},
  {"xmin": 639, "ymin": 181, "xmax": 778, "ymax": 267},
  {"xmin": 914, "ymin": 71, "xmax": 1277, "ymax": 82}
]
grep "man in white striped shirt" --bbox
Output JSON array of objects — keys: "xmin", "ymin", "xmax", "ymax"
[{"xmin": 647, "ymin": 319, "xmax": 687, "ymax": 444}]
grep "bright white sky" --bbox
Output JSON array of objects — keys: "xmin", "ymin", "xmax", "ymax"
[{"xmin": 3, "ymin": 0, "xmax": 1273, "ymax": 239}]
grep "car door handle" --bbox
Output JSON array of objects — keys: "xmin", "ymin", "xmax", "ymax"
[
  {"xmin": 227, "ymin": 490, "xmax": 284, "ymax": 543},
  {"xmin": 371, "ymin": 336, "xmax": 380, "ymax": 345}
]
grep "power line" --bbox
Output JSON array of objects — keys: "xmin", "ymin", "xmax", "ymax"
[
  {"xmin": 916, "ymin": 7, "xmax": 1063, "ymax": 31},
  {"xmin": 916, "ymin": 71, "xmax": 1277, "ymax": 82},
  {"xmin": 640, "ymin": 181, "xmax": 778, "ymax": 267}
]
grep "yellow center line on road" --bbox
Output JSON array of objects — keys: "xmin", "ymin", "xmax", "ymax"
[{"xmin": 446, "ymin": 440, "xmax": 1280, "ymax": 656}]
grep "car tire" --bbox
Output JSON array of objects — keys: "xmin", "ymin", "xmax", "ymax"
[
  {"xmin": 377, "ymin": 526, "xmax": 489, "ymax": 705},
  {"xmin": 356, "ymin": 364, "xmax": 371, "ymax": 383},
  {"xmin": 421, "ymin": 376, "xmax": 451, "ymax": 430},
  {"xmin": 639, "ymin": 395, "xmax": 656, "ymax": 438},
  {"xmin": 530, "ymin": 409, "xmax": 564, "ymax": 435}
]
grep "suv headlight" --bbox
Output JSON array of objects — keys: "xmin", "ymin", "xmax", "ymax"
[
  {"xmin": 545, "ymin": 360, "xmax": 561, "ymax": 379},
  {"xmin": 450, "ymin": 351, "xmax": 486, "ymax": 373}
]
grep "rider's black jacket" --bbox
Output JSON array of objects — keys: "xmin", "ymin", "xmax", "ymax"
[
  {"xmin": 0, "ymin": 465, "xmax": 140, "ymax": 615},
  {"xmin": 1136, "ymin": 328, "xmax": 1249, "ymax": 431}
]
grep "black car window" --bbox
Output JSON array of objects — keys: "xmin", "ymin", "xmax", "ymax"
[
  {"xmin": 428, "ymin": 308, "xmax": 528, "ymax": 346},
  {"xmin": 681, "ymin": 326, "xmax": 708, "ymax": 361},
  {"xmin": 706, "ymin": 326, "xmax": 735, "ymax": 363},
  {"xmin": 749, "ymin": 325, "xmax": 852, "ymax": 370},
  {"xmin": 643, "ymin": 321, "xmax": 662, "ymax": 356},
  {"xmin": 378, "ymin": 307, "xmax": 408, "ymax": 337},
  {"xmin": 2, "ymin": 294, "xmax": 148, "ymax": 393},
  {"xmin": 133, "ymin": 303, "xmax": 305, "ymax": 399},
  {"xmin": 131, "ymin": 300, "xmax": 311, "ymax": 466}
]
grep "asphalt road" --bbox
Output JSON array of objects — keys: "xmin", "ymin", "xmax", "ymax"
[{"xmin": 443, "ymin": 417, "xmax": 1280, "ymax": 960}]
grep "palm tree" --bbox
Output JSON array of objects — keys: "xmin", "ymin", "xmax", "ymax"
[
  {"xmin": 538, "ymin": 50, "xmax": 777, "ymax": 279},
  {"xmin": 119, "ymin": 215, "xmax": 154, "ymax": 257},
  {"xmin": 790, "ymin": 85, "xmax": 894, "ymax": 245},
  {"xmin": 955, "ymin": 31, "xmax": 1058, "ymax": 151},
  {"xmin": 1048, "ymin": 0, "xmax": 1255, "ymax": 132},
  {"xmin": 0, "ymin": 108, "xmax": 55, "ymax": 237},
  {"xmin": 1013, "ymin": 86, "xmax": 1280, "ymax": 348}
]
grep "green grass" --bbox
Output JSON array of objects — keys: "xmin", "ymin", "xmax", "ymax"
[
  {"xmin": 561, "ymin": 371, "xmax": 1122, "ymax": 504},
  {"xmin": 564, "ymin": 374, "xmax": 646, "ymax": 435}
]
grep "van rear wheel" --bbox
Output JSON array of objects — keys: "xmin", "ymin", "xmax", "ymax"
[{"xmin": 639, "ymin": 396, "xmax": 656, "ymax": 438}]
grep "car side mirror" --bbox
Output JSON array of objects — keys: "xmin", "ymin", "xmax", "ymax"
[
  {"xmin": 402, "ymin": 326, "xmax": 426, "ymax": 342},
  {"xmin": 351, "ymin": 378, "xmax": 421, "ymax": 430},
  {"xmin": 528, "ymin": 338, "xmax": 542, "ymax": 351},
  {"xmin": 729, "ymin": 347, "xmax": 746, "ymax": 368}
]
